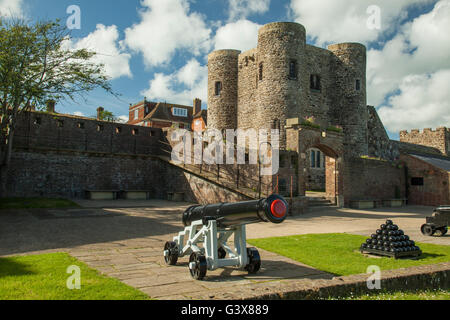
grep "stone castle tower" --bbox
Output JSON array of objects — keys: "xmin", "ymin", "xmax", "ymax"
[{"xmin": 207, "ymin": 22, "xmax": 368, "ymax": 157}]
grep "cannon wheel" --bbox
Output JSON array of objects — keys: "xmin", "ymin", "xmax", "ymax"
[
  {"xmin": 421, "ymin": 224, "xmax": 436, "ymax": 237},
  {"xmin": 436, "ymin": 227, "xmax": 448, "ymax": 236},
  {"xmin": 218, "ymin": 247, "xmax": 227, "ymax": 259},
  {"xmin": 245, "ymin": 248, "xmax": 261, "ymax": 274},
  {"xmin": 189, "ymin": 252, "xmax": 207, "ymax": 280},
  {"xmin": 164, "ymin": 241, "xmax": 179, "ymax": 266}
]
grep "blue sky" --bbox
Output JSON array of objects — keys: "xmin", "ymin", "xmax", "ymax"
[{"xmin": 2, "ymin": 0, "xmax": 449, "ymax": 139}]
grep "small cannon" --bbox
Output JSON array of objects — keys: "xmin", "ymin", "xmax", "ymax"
[
  {"xmin": 421, "ymin": 206, "xmax": 449, "ymax": 236},
  {"xmin": 163, "ymin": 194, "xmax": 288, "ymax": 280}
]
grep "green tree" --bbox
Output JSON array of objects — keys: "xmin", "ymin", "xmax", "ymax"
[
  {"xmin": 94, "ymin": 108, "xmax": 118, "ymax": 122},
  {"xmin": 0, "ymin": 18, "xmax": 116, "ymax": 197}
]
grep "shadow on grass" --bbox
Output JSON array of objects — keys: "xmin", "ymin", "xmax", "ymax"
[{"xmin": 0, "ymin": 258, "xmax": 35, "ymax": 278}]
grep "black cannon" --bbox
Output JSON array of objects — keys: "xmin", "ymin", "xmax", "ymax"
[
  {"xmin": 164, "ymin": 195, "xmax": 289, "ymax": 280},
  {"xmin": 421, "ymin": 206, "xmax": 450, "ymax": 236},
  {"xmin": 182, "ymin": 194, "xmax": 288, "ymax": 227}
]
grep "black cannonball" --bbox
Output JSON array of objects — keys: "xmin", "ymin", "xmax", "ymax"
[
  {"xmin": 377, "ymin": 246, "xmax": 383, "ymax": 251},
  {"xmin": 377, "ymin": 235, "xmax": 383, "ymax": 241},
  {"xmin": 371, "ymin": 234, "xmax": 378, "ymax": 239},
  {"xmin": 372, "ymin": 240, "xmax": 378, "ymax": 246},
  {"xmin": 392, "ymin": 225, "xmax": 399, "ymax": 231},
  {"xmin": 398, "ymin": 229, "xmax": 404, "ymax": 235},
  {"xmin": 386, "ymin": 220, "xmax": 393, "ymax": 226},
  {"xmin": 376, "ymin": 229, "xmax": 382, "ymax": 235},
  {"xmin": 388, "ymin": 231, "xmax": 395, "ymax": 237},
  {"xmin": 382, "ymin": 236, "xmax": 389, "ymax": 242},
  {"xmin": 380, "ymin": 224, "xmax": 387, "ymax": 230},
  {"xmin": 404, "ymin": 235, "xmax": 410, "ymax": 241},
  {"xmin": 361, "ymin": 243, "xmax": 368, "ymax": 250}
]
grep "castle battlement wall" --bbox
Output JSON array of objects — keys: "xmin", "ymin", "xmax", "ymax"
[
  {"xmin": 400, "ymin": 127, "xmax": 449, "ymax": 156},
  {"xmin": 13, "ymin": 111, "xmax": 163, "ymax": 155}
]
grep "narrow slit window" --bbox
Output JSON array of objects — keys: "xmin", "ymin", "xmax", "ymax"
[
  {"xmin": 310, "ymin": 75, "xmax": 321, "ymax": 91},
  {"xmin": 215, "ymin": 81, "xmax": 222, "ymax": 96},
  {"xmin": 289, "ymin": 61, "xmax": 297, "ymax": 79},
  {"xmin": 356, "ymin": 79, "xmax": 361, "ymax": 91},
  {"xmin": 311, "ymin": 151, "xmax": 316, "ymax": 168},
  {"xmin": 259, "ymin": 63, "xmax": 263, "ymax": 81}
]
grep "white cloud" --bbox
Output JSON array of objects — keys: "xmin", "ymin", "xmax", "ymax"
[
  {"xmin": 368, "ymin": 0, "xmax": 450, "ymax": 132},
  {"xmin": 289, "ymin": 0, "xmax": 434, "ymax": 46},
  {"xmin": 214, "ymin": 19, "xmax": 261, "ymax": 52},
  {"xmin": 228, "ymin": 0, "xmax": 270, "ymax": 21},
  {"xmin": 73, "ymin": 111, "xmax": 85, "ymax": 117},
  {"xmin": 124, "ymin": 0, "xmax": 212, "ymax": 68},
  {"xmin": 141, "ymin": 58, "xmax": 207, "ymax": 105},
  {"xmin": 0, "ymin": 0, "xmax": 23, "ymax": 17},
  {"xmin": 378, "ymin": 70, "xmax": 450, "ymax": 132},
  {"xmin": 64, "ymin": 24, "xmax": 132, "ymax": 80},
  {"xmin": 117, "ymin": 115, "xmax": 129, "ymax": 123}
]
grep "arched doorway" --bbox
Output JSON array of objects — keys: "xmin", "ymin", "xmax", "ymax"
[{"xmin": 285, "ymin": 124, "xmax": 345, "ymax": 207}]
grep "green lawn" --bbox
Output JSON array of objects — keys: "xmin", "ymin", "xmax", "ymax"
[
  {"xmin": 332, "ymin": 289, "xmax": 450, "ymax": 300},
  {"xmin": 0, "ymin": 198, "xmax": 79, "ymax": 210},
  {"xmin": 0, "ymin": 253, "xmax": 149, "ymax": 300},
  {"xmin": 248, "ymin": 233, "xmax": 450, "ymax": 276}
]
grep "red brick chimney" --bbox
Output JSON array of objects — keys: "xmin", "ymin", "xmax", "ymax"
[
  {"xmin": 97, "ymin": 107, "xmax": 104, "ymax": 120},
  {"xmin": 193, "ymin": 98, "xmax": 202, "ymax": 116},
  {"xmin": 46, "ymin": 100, "xmax": 56, "ymax": 113}
]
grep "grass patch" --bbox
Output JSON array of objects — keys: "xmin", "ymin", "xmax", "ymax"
[
  {"xmin": 248, "ymin": 233, "xmax": 450, "ymax": 276},
  {"xmin": 330, "ymin": 289, "xmax": 450, "ymax": 300},
  {"xmin": 0, "ymin": 253, "xmax": 149, "ymax": 300},
  {"xmin": 0, "ymin": 198, "xmax": 79, "ymax": 210}
]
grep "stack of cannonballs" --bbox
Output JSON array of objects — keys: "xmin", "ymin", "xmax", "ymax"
[{"xmin": 360, "ymin": 220, "xmax": 422, "ymax": 259}]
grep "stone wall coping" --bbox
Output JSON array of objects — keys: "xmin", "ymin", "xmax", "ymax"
[{"xmin": 198, "ymin": 262, "xmax": 450, "ymax": 300}]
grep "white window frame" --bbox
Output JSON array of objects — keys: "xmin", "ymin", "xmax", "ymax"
[{"xmin": 173, "ymin": 107, "xmax": 188, "ymax": 118}]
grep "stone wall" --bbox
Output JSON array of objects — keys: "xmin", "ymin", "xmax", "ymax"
[
  {"xmin": 400, "ymin": 127, "xmax": 449, "ymax": 156},
  {"xmin": 343, "ymin": 158, "xmax": 406, "ymax": 206},
  {"xmin": 367, "ymin": 106, "xmax": 399, "ymax": 160},
  {"xmin": 400, "ymin": 154, "xmax": 450, "ymax": 206},
  {"xmin": 7, "ymin": 150, "xmax": 168, "ymax": 199},
  {"xmin": 14, "ymin": 111, "xmax": 163, "ymax": 155}
]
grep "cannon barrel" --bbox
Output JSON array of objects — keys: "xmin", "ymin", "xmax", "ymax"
[{"xmin": 182, "ymin": 194, "xmax": 288, "ymax": 228}]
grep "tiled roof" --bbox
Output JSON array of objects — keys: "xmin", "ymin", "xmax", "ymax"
[
  {"xmin": 143, "ymin": 102, "xmax": 193, "ymax": 123},
  {"xmin": 411, "ymin": 154, "xmax": 450, "ymax": 172}
]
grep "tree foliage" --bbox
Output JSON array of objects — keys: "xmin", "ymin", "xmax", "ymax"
[{"xmin": 0, "ymin": 17, "xmax": 116, "ymax": 196}]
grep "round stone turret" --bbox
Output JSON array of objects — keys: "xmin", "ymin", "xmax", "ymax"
[
  {"xmin": 207, "ymin": 49, "xmax": 241, "ymax": 132},
  {"xmin": 328, "ymin": 42, "xmax": 368, "ymax": 157},
  {"xmin": 256, "ymin": 22, "xmax": 307, "ymax": 148}
]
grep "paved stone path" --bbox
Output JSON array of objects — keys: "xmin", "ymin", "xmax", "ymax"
[{"xmin": 0, "ymin": 200, "xmax": 448, "ymax": 299}]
